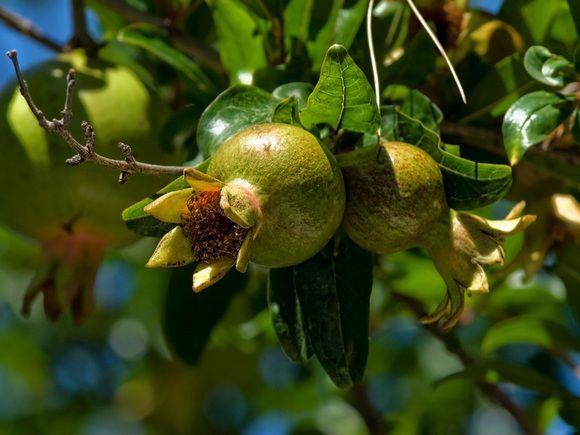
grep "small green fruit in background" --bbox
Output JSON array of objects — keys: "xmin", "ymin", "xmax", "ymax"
[
  {"xmin": 339, "ymin": 141, "xmax": 535, "ymax": 329},
  {"xmin": 144, "ymin": 123, "xmax": 346, "ymax": 291}
]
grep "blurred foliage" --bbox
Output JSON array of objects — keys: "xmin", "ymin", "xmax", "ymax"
[{"xmin": 0, "ymin": 0, "xmax": 579, "ymax": 434}]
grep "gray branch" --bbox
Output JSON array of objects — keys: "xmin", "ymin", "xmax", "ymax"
[
  {"xmin": 6, "ymin": 50, "xmax": 187, "ymax": 180},
  {"xmin": 0, "ymin": 7, "xmax": 63, "ymax": 52}
]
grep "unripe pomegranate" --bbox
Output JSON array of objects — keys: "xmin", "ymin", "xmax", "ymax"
[
  {"xmin": 144, "ymin": 123, "xmax": 345, "ymax": 291},
  {"xmin": 0, "ymin": 52, "xmax": 185, "ymax": 323},
  {"xmin": 339, "ymin": 141, "xmax": 535, "ymax": 329}
]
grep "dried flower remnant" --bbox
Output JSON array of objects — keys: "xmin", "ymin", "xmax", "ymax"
[{"xmin": 143, "ymin": 123, "xmax": 346, "ymax": 292}]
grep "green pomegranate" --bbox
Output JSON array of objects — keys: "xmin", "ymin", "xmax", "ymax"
[
  {"xmin": 143, "ymin": 123, "xmax": 345, "ymax": 291},
  {"xmin": 0, "ymin": 52, "xmax": 185, "ymax": 323},
  {"xmin": 339, "ymin": 141, "xmax": 535, "ymax": 329}
]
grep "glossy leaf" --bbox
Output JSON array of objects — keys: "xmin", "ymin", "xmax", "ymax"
[
  {"xmin": 122, "ymin": 159, "xmax": 211, "ymax": 237},
  {"xmin": 268, "ymin": 267, "xmax": 313, "ymax": 363},
  {"xmin": 210, "ymin": 0, "xmax": 267, "ymax": 82},
  {"xmin": 398, "ymin": 89, "xmax": 443, "ymax": 133},
  {"xmin": 481, "ymin": 316, "xmax": 580, "ymax": 354},
  {"xmin": 300, "ymin": 45, "xmax": 381, "ymax": 135},
  {"xmin": 272, "ymin": 82, "xmax": 314, "ymax": 108},
  {"xmin": 271, "ymin": 96, "xmax": 302, "ymax": 126},
  {"xmin": 502, "ymin": 91, "xmax": 575, "ymax": 164},
  {"xmin": 294, "ymin": 237, "xmax": 373, "ymax": 388},
  {"xmin": 380, "ymin": 107, "xmax": 513, "ymax": 210},
  {"xmin": 117, "ymin": 23, "xmax": 217, "ymax": 102},
  {"xmin": 524, "ymin": 46, "xmax": 575, "ymax": 87},
  {"xmin": 164, "ymin": 264, "xmax": 247, "ymax": 364},
  {"xmin": 197, "ymin": 85, "xmax": 278, "ymax": 158}
]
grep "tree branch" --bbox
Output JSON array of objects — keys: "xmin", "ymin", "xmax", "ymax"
[
  {"xmin": 6, "ymin": 50, "xmax": 187, "ymax": 181},
  {"xmin": 391, "ymin": 292, "xmax": 539, "ymax": 435},
  {"xmin": 94, "ymin": 0, "xmax": 223, "ymax": 74},
  {"xmin": 0, "ymin": 7, "xmax": 63, "ymax": 52},
  {"xmin": 351, "ymin": 383, "xmax": 388, "ymax": 435},
  {"xmin": 440, "ymin": 121, "xmax": 580, "ymax": 166},
  {"xmin": 67, "ymin": 0, "xmax": 99, "ymax": 51}
]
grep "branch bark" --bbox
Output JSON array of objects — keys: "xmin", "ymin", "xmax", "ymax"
[
  {"xmin": 6, "ymin": 50, "xmax": 186, "ymax": 181},
  {"xmin": 440, "ymin": 121, "xmax": 580, "ymax": 166},
  {"xmin": 0, "ymin": 7, "xmax": 63, "ymax": 52},
  {"xmin": 67, "ymin": 0, "xmax": 100, "ymax": 51}
]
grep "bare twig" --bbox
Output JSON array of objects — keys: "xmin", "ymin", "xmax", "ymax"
[
  {"xmin": 391, "ymin": 292, "xmax": 539, "ymax": 435},
  {"xmin": 94, "ymin": 0, "xmax": 223, "ymax": 74},
  {"xmin": 6, "ymin": 50, "xmax": 186, "ymax": 179},
  {"xmin": 0, "ymin": 7, "xmax": 63, "ymax": 52}
]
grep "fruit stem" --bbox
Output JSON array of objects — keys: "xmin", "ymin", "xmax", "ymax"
[
  {"xmin": 6, "ymin": 50, "xmax": 187, "ymax": 180},
  {"xmin": 0, "ymin": 7, "xmax": 63, "ymax": 52},
  {"xmin": 366, "ymin": 0, "xmax": 381, "ymax": 129},
  {"xmin": 405, "ymin": 0, "xmax": 467, "ymax": 104}
]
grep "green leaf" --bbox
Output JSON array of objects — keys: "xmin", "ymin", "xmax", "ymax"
[
  {"xmin": 300, "ymin": 45, "xmax": 381, "ymax": 135},
  {"xmin": 197, "ymin": 85, "xmax": 278, "ymax": 158},
  {"xmin": 524, "ymin": 46, "xmax": 576, "ymax": 87},
  {"xmin": 502, "ymin": 91, "xmax": 575, "ymax": 164},
  {"xmin": 271, "ymin": 96, "xmax": 302, "ymax": 126},
  {"xmin": 382, "ymin": 29, "xmax": 437, "ymax": 89},
  {"xmin": 163, "ymin": 264, "xmax": 247, "ymax": 365},
  {"xmin": 210, "ymin": 0, "xmax": 268, "ymax": 83},
  {"xmin": 117, "ymin": 23, "xmax": 217, "ymax": 102},
  {"xmin": 284, "ymin": 0, "xmax": 315, "ymax": 44},
  {"xmin": 272, "ymin": 82, "xmax": 314, "ymax": 109},
  {"xmin": 567, "ymin": 0, "xmax": 580, "ymax": 37},
  {"xmin": 268, "ymin": 267, "xmax": 313, "ymax": 363},
  {"xmin": 334, "ymin": 0, "xmax": 368, "ymax": 50},
  {"xmin": 294, "ymin": 237, "xmax": 373, "ymax": 388},
  {"xmin": 498, "ymin": 0, "xmax": 577, "ymax": 50},
  {"xmin": 380, "ymin": 107, "xmax": 513, "ymax": 210},
  {"xmin": 555, "ymin": 245, "xmax": 580, "ymax": 321},
  {"xmin": 304, "ymin": 0, "xmax": 367, "ymax": 71},
  {"xmin": 481, "ymin": 316, "xmax": 580, "ymax": 355},
  {"xmin": 440, "ymin": 361, "xmax": 569, "ymax": 397},
  {"xmin": 461, "ymin": 54, "xmax": 537, "ymax": 123},
  {"xmin": 122, "ymin": 159, "xmax": 211, "ymax": 237},
  {"xmin": 560, "ymin": 398, "xmax": 580, "ymax": 429},
  {"xmin": 525, "ymin": 151, "xmax": 580, "ymax": 184},
  {"xmin": 571, "ymin": 109, "xmax": 580, "ymax": 144},
  {"xmin": 398, "ymin": 89, "xmax": 444, "ymax": 133},
  {"xmin": 160, "ymin": 104, "xmax": 200, "ymax": 154}
]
